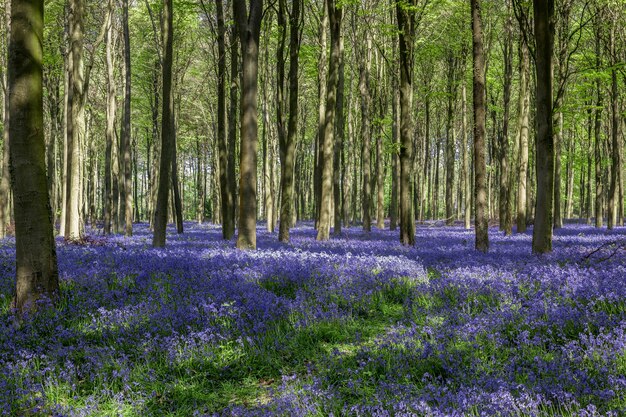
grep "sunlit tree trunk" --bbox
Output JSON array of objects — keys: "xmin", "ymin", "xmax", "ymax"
[
  {"xmin": 317, "ymin": 0, "xmax": 341, "ymax": 241},
  {"xmin": 121, "ymin": 0, "xmax": 132, "ymax": 236},
  {"xmin": 516, "ymin": 38, "xmax": 529, "ymax": 233},
  {"xmin": 9, "ymin": 0, "xmax": 59, "ymax": 311},
  {"xmin": 471, "ymin": 0, "xmax": 488, "ymax": 252},
  {"xmin": 233, "ymin": 0, "xmax": 263, "ymax": 249}
]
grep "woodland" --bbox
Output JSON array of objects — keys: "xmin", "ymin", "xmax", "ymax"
[{"xmin": 0, "ymin": 0, "xmax": 626, "ymax": 415}]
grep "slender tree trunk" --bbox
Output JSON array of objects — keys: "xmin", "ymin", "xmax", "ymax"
[
  {"xmin": 278, "ymin": 0, "xmax": 300, "ymax": 242},
  {"xmin": 445, "ymin": 52, "xmax": 457, "ymax": 226},
  {"xmin": 317, "ymin": 0, "xmax": 341, "ymax": 241},
  {"xmin": 227, "ymin": 28, "xmax": 238, "ymax": 235},
  {"xmin": 500, "ymin": 2, "xmax": 513, "ymax": 235},
  {"xmin": 9, "ymin": 0, "xmax": 59, "ymax": 311},
  {"xmin": 215, "ymin": 0, "xmax": 233, "ymax": 237},
  {"xmin": 65, "ymin": 0, "xmax": 85, "ymax": 240},
  {"xmin": 532, "ymin": 0, "xmax": 555, "ymax": 253},
  {"xmin": 397, "ymin": 1, "xmax": 416, "ymax": 245},
  {"xmin": 103, "ymin": 0, "xmax": 114, "ymax": 235},
  {"xmin": 171, "ymin": 135, "xmax": 183, "ymax": 233},
  {"xmin": 314, "ymin": 2, "xmax": 328, "ymax": 229},
  {"xmin": 333, "ymin": 34, "xmax": 344, "ymax": 235},
  {"xmin": 376, "ymin": 94, "xmax": 385, "ymax": 230},
  {"xmin": 390, "ymin": 83, "xmax": 399, "ymax": 230},
  {"xmin": 359, "ymin": 35, "xmax": 372, "ymax": 233},
  {"xmin": 152, "ymin": 0, "xmax": 174, "ymax": 247},
  {"xmin": 461, "ymin": 84, "xmax": 471, "ymax": 229},
  {"xmin": 594, "ymin": 32, "xmax": 603, "ymax": 228},
  {"xmin": 472, "ymin": 0, "xmax": 489, "ymax": 252},
  {"xmin": 121, "ymin": 0, "xmax": 132, "ymax": 236},
  {"xmin": 516, "ymin": 38, "xmax": 530, "ymax": 233},
  {"xmin": 607, "ymin": 24, "xmax": 619, "ymax": 229},
  {"xmin": 233, "ymin": 0, "xmax": 263, "ymax": 249}
]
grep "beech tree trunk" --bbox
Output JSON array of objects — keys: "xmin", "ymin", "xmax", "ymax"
[
  {"xmin": 233, "ymin": 0, "xmax": 263, "ymax": 249},
  {"xmin": 532, "ymin": 0, "xmax": 555, "ymax": 253},
  {"xmin": 516, "ymin": 38, "xmax": 530, "ymax": 233},
  {"xmin": 152, "ymin": 0, "xmax": 173, "ymax": 247},
  {"xmin": 103, "ymin": 0, "xmax": 114, "ymax": 235},
  {"xmin": 500, "ymin": 1, "xmax": 513, "ymax": 235},
  {"xmin": 121, "ymin": 0, "xmax": 132, "ymax": 236},
  {"xmin": 471, "ymin": 0, "xmax": 489, "ymax": 252},
  {"xmin": 316, "ymin": 0, "xmax": 341, "ymax": 241},
  {"xmin": 397, "ymin": 1, "xmax": 417, "ymax": 245},
  {"xmin": 215, "ymin": 0, "xmax": 233, "ymax": 239},
  {"xmin": 9, "ymin": 0, "xmax": 59, "ymax": 311},
  {"xmin": 359, "ymin": 35, "xmax": 371, "ymax": 233},
  {"xmin": 333, "ymin": 34, "xmax": 345, "ymax": 235},
  {"xmin": 278, "ymin": 0, "xmax": 301, "ymax": 242}
]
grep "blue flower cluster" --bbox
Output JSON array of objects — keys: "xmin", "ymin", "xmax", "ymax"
[{"xmin": 0, "ymin": 222, "xmax": 624, "ymax": 416}]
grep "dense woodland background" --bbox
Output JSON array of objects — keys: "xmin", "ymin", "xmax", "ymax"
[{"xmin": 0, "ymin": 0, "xmax": 625, "ymax": 249}]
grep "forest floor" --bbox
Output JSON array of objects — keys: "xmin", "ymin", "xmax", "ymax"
[{"xmin": 0, "ymin": 222, "xmax": 625, "ymax": 416}]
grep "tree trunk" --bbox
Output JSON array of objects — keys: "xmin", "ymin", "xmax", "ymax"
[
  {"xmin": 333, "ymin": 34, "xmax": 345, "ymax": 235},
  {"xmin": 234, "ymin": 0, "xmax": 263, "ymax": 250},
  {"xmin": 594, "ymin": 30, "xmax": 603, "ymax": 228},
  {"xmin": 103, "ymin": 0, "xmax": 114, "ymax": 235},
  {"xmin": 152, "ymin": 0, "xmax": 174, "ymax": 247},
  {"xmin": 216, "ymin": 0, "xmax": 230, "ymax": 234},
  {"xmin": 359, "ymin": 35, "xmax": 372, "ymax": 233},
  {"xmin": 171, "ymin": 136, "xmax": 183, "ymax": 233},
  {"xmin": 9, "ymin": 0, "xmax": 59, "ymax": 311},
  {"xmin": 121, "ymin": 0, "xmax": 132, "ymax": 236},
  {"xmin": 397, "ymin": 1, "xmax": 416, "ymax": 245},
  {"xmin": 278, "ymin": 0, "xmax": 300, "ymax": 242},
  {"xmin": 65, "ymin": 0, "xmax": 85, "ymax": 240},
  {"xmin": 500, "ymin": 1, "xmax": 513, "ymax": 235},
  {"xmin": 471, "ymin": 0, "xmax": 489, "ymax": 252},
  {"xmin": 314, "ymin": 2, "xmax": 328, "ymax": 229},
  {"xmin": 531, "ymin": 0, "xmax": 555, "ymax": 253},
  {"xmin": 227, "ymin": 27, "xmax": 238, "ymax": 237},
  {"xmin": 516, "ymin": 38, "xmax": 530, "ymax": 233},
  {"xmin": 317, "ymin": 0, "xmax": 341, "ymax": 241},
  {"xmin": 445, "ymin": 52, "xmax": 457, "ymax": 226},
  {"xmin": 607, "ymin": 24, "xmax": 619, "ymax": 229},
  {"xmin": 461, "ymin": 83, "xmax": 471, "ymax": 229}
]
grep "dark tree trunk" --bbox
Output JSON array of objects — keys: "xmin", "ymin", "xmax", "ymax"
[
  {"xmin": 278, "ymin": 0, "xmax": 301, "ymax": 242},
  {"xmin": 152, "ymin": 0, "xmax": 174, "ymax": 247},
  {"xmin": 531, "ymin": 0, "xmax": 555, "ymax": 253},
  {"xmin": 9, "ymin": 0, "xmax": 59, "ymax": 311},
  {"xmin": 233, "ymin": 0, "xmax": 263, "ymax": 250},
  {"xmin": 516, "ymin": 38, "xmax": 530, "ymax": 233},
  {"xmin": 471, "ymin": 0, "xmax": 489, "ymax": 252}
]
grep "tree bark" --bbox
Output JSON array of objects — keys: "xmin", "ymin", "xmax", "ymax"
[
  {"xmin": 121, "ymin": 0, "xmax": 132, "ymax": 236},
  {"xmin": 278, "ymin": 0, "xmax": 301, "ymax": 242},
  {"xmin": 397, "ymin": 1, "xmax": 417, "ymax": 245},
  {"xmin": 9, "ymin": 0, "xmax": 59, "ymax": 311},
  {"xmin": 531, "ymin": 0, "xmax": 555, "ymax": 253},
  {"xmin": 333, "ymin": 34, "xmax": 344, "ymax": 235},
  {"xmin": 233, "ymin": 0, "xmax": 263, "ymax": 249},
  {"xmin": 152, "ymin": 0, "xmax": 174, "ymax": 247},
  {"xmin": 471, "ymin": 0, "xmax": 489, "ymax": 252},
  {"xmin": 500, "ymin": 1, "xmax": 513, "ymax": 235},
  {"xmin": 359, "ymin": 35, "xmax": 371, "ymax": 233},
  {"xmin": 316, "ymin": 0, "xmax": 341, "ymax": 241},
  {"xmin": 461, "ymin": 83, "xmax": 471, "ymax": 229},
  {"xmin": 516, "ymin": 38, "xmax": 530, "ymax": 233},
  {"xmin": 103, "ymin": 0, "xmax": 114, "ymax": 235},
  {"xmin": 215, "ymin": 0, "xmax": 233, "ymax": 238}
]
